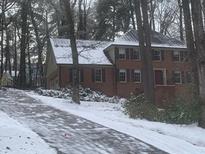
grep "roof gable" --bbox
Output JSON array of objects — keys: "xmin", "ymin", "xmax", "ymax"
[
  {"xmin": 108, "ymin": 29, "xmax": 186, "ymax": 49},
  {"xmin": 50, "ymin": 38, "xmax": 112, "ymax": 65}
]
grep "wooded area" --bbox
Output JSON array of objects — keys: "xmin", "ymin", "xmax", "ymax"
[{"xmin": 1, "ymin": 0, "xmax": 205, "ymax": 127}]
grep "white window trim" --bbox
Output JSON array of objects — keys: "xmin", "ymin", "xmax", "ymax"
[
  {"xmin": 95, "ymin": 68, "xmax": 102, "ymax": 83},
  {"xmin": 119, "ymin": 48, "xmax": 126, "ymax": 59},
  {"xmin": 134, "ymin": 70, "xmax": 141, "ymax": 83},
  {"xmin": 174, "ymin": 71, "xmax": 182, "ymax": 84},
  {"xmin": 133, "ymin": 49, "xmax": 141, "ymax": 61},
  {"xmin": 119, "ymin": 69, "xmax": 127, "ymax": 83},
  {"xmin": 173, "ymin": 51, "xmax": 181, "ymax": 62},
  {"xmin": 153, "ymin": 50, "xmax": 162, "ymax": 61}
]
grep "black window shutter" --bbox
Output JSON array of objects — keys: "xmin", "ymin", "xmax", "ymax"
[
  {"xmin": 92, "ymin": 69, "xmax": 95, "ymax": 82},
  {"xmin": 69, "ymin": 68, "xmax": 73, "ymax": 82},
  {"xmin": 141, "ymin": 68, "xmax": 144, "ymax": 83},
  {"xmin": 80, "ymin": 69, "xmax": 84, "ymax": 82},
  {"xmin": 152, "ymin": 49, "xmax": 155, "ymax": 60},
  {"xmin": 126, "ymin": 48, "xmax": 130, "ymax": 59},
  {"xmin": 115, "ymin": 47, "xmax": 119, "ymax": 60},
  {"xmin": 171, "ymin": 51, "xmax": 175, "ymax": 61},
  {"xmin": 180, "ymin": 51, "xmax": 184, "ymax": 62},
  {"xmin": 131, "ymin": 69, "xmax": 134, "ymax": 81},
  {"xmin": 127, "ymin": 69, "xmax": 130, "ymax": 82},
  {"xmin": 102, "ymin": 69, "xmax": 106, "ymax": 82},
  {"xmin": 116, "ymin": 69, "xmax": 119, "ymax": 82},
  {"xmin": 172, "ymin": 71, "xmax": 175, "ymax": 83},
  {"xmin": 130, "ymin": 49, "xmax": 134, "ymax": 59},
  {"xmin": 184, "ymin": 51, "xmax": 189, "ymax": 62},
  {"xmin": 182, "ymin": 71, "xmax": 185, "ymax": 84},
  {"xmin": 161, "ymin": 50, "xmax": 165, "ymax": 61}
]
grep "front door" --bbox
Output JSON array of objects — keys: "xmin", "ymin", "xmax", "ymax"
[{"xmin": 155, "ymin": 70, "xmax": 164, "ymax": 85}]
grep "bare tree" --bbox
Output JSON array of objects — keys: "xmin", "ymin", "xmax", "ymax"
[
  {"xmin": 134, "ymin": 0, "xmax": 155, "ymax": 103},
  {"xmin": 18, "ymin": 0, "xmax": 29, "ymax": 88},
  {"xmin": 182, "ymin": 0, "xmax": 199, "ymax": 97},
  {"xmin": 62, "ymin": 0, "xmax": 80, "ymax": 104},
  {"xmin": 190, "ymin": 0, "xmax": 205, "ymax": 128},
  {"xmin": 178, "ymin": 0, "xmax": 184, "ymax": 41}
]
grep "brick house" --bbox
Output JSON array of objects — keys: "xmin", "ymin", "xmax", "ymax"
[{"xmin": 46, "ymin": 30, "xmax": 192, "ymax": 105}]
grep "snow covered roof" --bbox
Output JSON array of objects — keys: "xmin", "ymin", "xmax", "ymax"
[
  {"xmin": 106, "ymin": 29, "xmax": 187, "ymax": 49},
  {"xmin": 50, "ymin": 38, "xmax": 112, "ymax": 65}
]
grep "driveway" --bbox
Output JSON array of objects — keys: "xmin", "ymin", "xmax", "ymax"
[{"xmin": 0, "ymin": 89, "xmax": 167, "ymax": 154}]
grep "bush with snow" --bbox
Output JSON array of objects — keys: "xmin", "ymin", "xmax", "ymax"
[
  {"xmin": 35, "ymin": 87, "xmax": 125, "ymax": 104},
  {"xmin": 124, "ymin": 94, "xmax": 200, "ymax": 124}
]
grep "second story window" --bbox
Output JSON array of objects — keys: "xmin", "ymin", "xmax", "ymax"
[
  {"xmin": 173, "ymin": 51, "xmax": 180, "ymax": 62},
  {"xmin": 119, "ymin": 48, "xmax": 126, "ymax": 59},
  {"xmin": 119, "ymin": 69, "xmax": 127, "ymax": 82},
  {"xmin": 172, "ymin": 51, "xmax": 188, "ymax": 62},
  {"xmin": 131, "ymin": 49, "xmax": 141, "ymax": 60},
  {"xmin": 173, "ymin": 71, "xmax": 182, "ymax": 84},
  {"xmin": 152, "ymin": 50, "xmax": 161, "ymax": 61},
  {"xmin": 95, "ymin": 69, "xmax": 102, "ymax": 82}
]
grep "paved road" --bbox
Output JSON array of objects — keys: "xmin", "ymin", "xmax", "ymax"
[{"xmin": 0, "ymin": 89, "xmax": 167, "ymax": 154}]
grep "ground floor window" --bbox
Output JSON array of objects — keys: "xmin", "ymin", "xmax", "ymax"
[
  {"xmin": 119, "ymin": 69, "xmax": 127, "ymax": 82},
  {"xmin": 186, "ymin": 72, "xmax": 192, "ymax": 83},
  {"xmin": 133, "ymin": 70, "xmax": 141, "ymax": 83},
  {"xmin": 173, "ymin": 71, "xmax": 182, "ymax": 84},
  {"xmin": 95, "ymin": 69, "xmax": 102, "ymax": 82}
]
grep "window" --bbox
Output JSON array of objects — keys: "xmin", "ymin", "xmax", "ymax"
[
  {"xmin": 186, "ymin": 72, "xmax": 192, "ymax": 83},
  {"xmin": 173, "ymin": 51, "xmax": 180, "ymax": 61},
  {"xmin": 119, "ymin": 69, "xmax": 127, "ymax": 82},
  {"xmin": 132, "ymin": 49, "xmax": 141, "ymax": 60},
  {"xmin": 152, "ymin": 50, "xmax": 161, "ymax": 61},
  {"xmin": 133, "ymin": 70, "xmax": 141, "ymax": 83},
  {"xmin": 173, "ymin": 51, "xmax": 188, "ymax": 62},
  {"xmin": 95, "ymin": 69, "xmax": 102, "ymax": 82},
  {"xmin": 173, "ymin": 71, "xmax": 182, "ymax": 84},
  {"xmin": 119, "ymin": 48, "xmax": 126, "ymax": 59}
]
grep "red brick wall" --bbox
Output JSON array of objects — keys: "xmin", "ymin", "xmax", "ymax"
[
  {"xmin": 114, "ymin": 49, "xmax": 193, "ymax": 104},
  {"xmin": 58, "ymin": 65, "xmax": 116, "ymax": 96}
]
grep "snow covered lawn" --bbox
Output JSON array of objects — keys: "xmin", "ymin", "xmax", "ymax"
[
  {"xmin": 27, "ymin": 92, "xmax": 205, "ymax": 154},
  {"xmin": 0, "ymin": 110, "xmax": 56, "ymax": 154}
]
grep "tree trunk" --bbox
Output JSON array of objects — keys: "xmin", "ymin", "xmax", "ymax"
[
  {"xmin": 0, "ymin": 1, "xmax": 5, "ymax": 77},
  {"xmin": 77, "ymin": 0, "xmax": 84, "ymax": 39},
  {"xmin": 150, "ymin": 0, "xmax": 156, "ymax": 31},
  {"xmin": 134, "ymin": 0, "xmax": 155, "ymax": 103},
  {"xmin": 141, "ymin": 0, "xmax": 155, "ymax": 103},
  {"xmin": 178, "ymin": 0, "xmax": 184, "ymax": 41},
  {"xmin": 190, "ymin": 0, "xmax": 205, "ymax": 128},
  {"xmin": 129, "ymin": 0, "xmax": 136, "ymax": 30},
  {"xmin": 62, "ymin": 0, "xmax": 80, "ymax": 104},
  {"xmin": 4, "ymin": 30, "xmax": 11, "ymax": 75},
  {"xmin": 18, "ymin": 0, "xmax": 29, "ymax": 89},
  {"xmin": 29, "ymin": 5, "xmax": 43, "ymax": 87},
  {"xmin": 182, "ymin": 0, "xmax": 199, "ymax": 97},
  {"xmin": 14, "ymin": 26, "xmax": 17, "ymax": 79}
]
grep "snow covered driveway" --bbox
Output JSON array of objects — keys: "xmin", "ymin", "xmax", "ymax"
[{"xmin": 0, "ymin": 89, "xmax": 165, "ymax": 154}]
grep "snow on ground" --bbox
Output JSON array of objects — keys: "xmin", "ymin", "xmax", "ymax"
[
  {"xmin": 0, "ymin": 110, "xmax": 56, "ymax": 154},
  {"xmin": 27, "ymin": 92, "xmax": 205, "ymax": 154}
]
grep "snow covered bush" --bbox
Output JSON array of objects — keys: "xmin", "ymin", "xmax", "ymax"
[
  {"xmin": 124, "ymin": 94, "xmax": 200, "ymax": 124},
  {"xmin": 35, "ymin": 87, "xmax": 125, "ymax": 103},
  {"xmin": 165, "ymin": 96, "xmax": 200, "ymax": 124},
  {"xmin": 123, "ymin": 94, "xmax": 165, "ymax": 121}
]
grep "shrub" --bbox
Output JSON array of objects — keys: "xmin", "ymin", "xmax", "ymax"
[
  {"xmin": 165, "ymin": 96, "xmax": 200, "ymax": 124},
  {"xmin": 123, "ymin": 94, "xmax": 165, "ymax": 121},
  {"xmin": 124, "ymin": 94, "xmax": 201, "ymax": 124}
]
